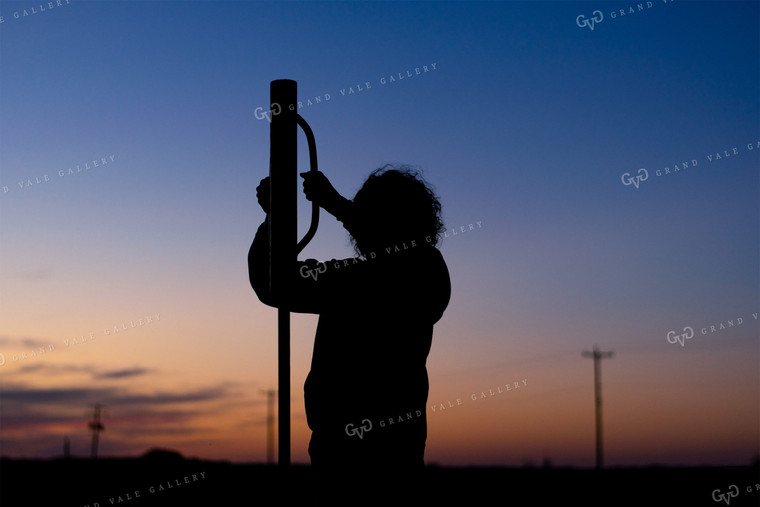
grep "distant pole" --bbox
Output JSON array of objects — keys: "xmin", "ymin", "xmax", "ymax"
[
  {"xmin": 582, "ymin": 345, "xmax": 613, "ymax": 469},
  {"xmin": 63, "ymin": 437, "xmax": 70, "ymax": 459},
  {"xmin": 260, "ymin": 389, "xmax": 276, "ymax": 464},
  {"xmin": 88, "ymin": 403, "xmax": 105, "ymax": 459}
]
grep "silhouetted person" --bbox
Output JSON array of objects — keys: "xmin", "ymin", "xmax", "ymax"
[{"xmin": 248, "ymin": 165, "xmax": 450, "ymax": 473}]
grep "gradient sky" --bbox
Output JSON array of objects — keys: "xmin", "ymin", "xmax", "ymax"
[{"xmin": 0, "ymin": 0, "xmax": 757, "ymax": 467}]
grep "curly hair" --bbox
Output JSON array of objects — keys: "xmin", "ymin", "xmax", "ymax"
[{"xmin": 348, "ymin": 164, "xmax": 445, "ymax": 256}]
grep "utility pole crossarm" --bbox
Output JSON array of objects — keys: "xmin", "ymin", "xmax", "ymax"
[{"xmin": 581, "ymin": 350, "xmax": 614, "ymax": 359}]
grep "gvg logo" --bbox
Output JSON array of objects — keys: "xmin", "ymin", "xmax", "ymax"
[
  {"xmin": 666, "ymin": 312, "xmax": 753, "ymax": 348},
  {"xmin": 576, "ymin": 10, "xmax": 604, "ymax": 30},
  {"xmin": 712, "ymin": 485, "xmax": 739, "ymax": 505},
  {"xmin": 345, "ymin": 419, "xmax": 372, "ymax": 439},
  {"xmin": 621, "ymin": 168, "xmax": 649, "ymax": 189},
  {"xmin": 666, "ymin": 326, "xmax": 694, "ymax": 347},
  {"xmin": 299, "ymin": 262, "xmax": 327, "ymax": 281},
  {"xmin": 254, "ymin": 103, "xmax": 283, "ymax": 123}
]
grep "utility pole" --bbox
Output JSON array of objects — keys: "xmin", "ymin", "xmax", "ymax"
[
  {"xmin": 88, "ymin": 403, "xmax": 105, "ymax": 459},
  {"xmin": 582, "ymin": 345, "xmax": 613, "ymax": 469},
  {"xmin": 260, "ymin": 389, "xmax": 276, "ymax": 464}
]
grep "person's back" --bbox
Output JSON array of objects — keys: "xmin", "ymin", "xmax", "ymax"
[{"xmin": 304, "ymin": 241, "xmax": 449, "ymax": 468}]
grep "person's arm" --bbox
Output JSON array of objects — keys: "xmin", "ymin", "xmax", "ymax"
[
  {"xmin": 329, "ymin": 195, "xmax": 361, "ymax": 238},
  {"xmin": 248, "ymin": 177, "xmax": 277, "ymax": 307},
  {"xmin": 249, "ymin": 174, "xmax": 365, "ymax": 313},
  {"xmin": 249, "ymin": 228, "xmax": 360, "ymax": 314},
  {"xmin": 300, "ymin": 170, "xmax": 363, "ymax": 239},
  {"xmin": 248, "ymin": 215, "xmax": 276, "ymax": 307},
  {"xmin": 248, "ymin": 211, "xmax": 358, "ymax": 314},
  {"xmin": 301, "ymin": 172, "xmax": 352, "ymax": 217},
  {"xmin": 323, "ymin": 193, "xmax": 351, "ymax": 222}
]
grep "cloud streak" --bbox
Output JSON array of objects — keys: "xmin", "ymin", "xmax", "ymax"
[
  {"xmin": 12, "ymin": 363, "xmax": 153, "ymax": 381},
  {"xmin": 0, "ymin": 335, "xmax": 51, "ymax": 349},
  {"xmin": 94, "ymin": 367, "xmax": 152, "ymax": 380}
]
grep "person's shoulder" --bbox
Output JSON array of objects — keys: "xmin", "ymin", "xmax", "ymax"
[
  {"xmin": 417, "ymin": 244, "xmax": 447, "ymax": 265},
  {"xmin": 400, "ymin": 245, "xmax": 449, "ymax": 278}
]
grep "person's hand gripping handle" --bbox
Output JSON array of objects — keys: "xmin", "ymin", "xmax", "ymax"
[{"xmin": 300, "ymin": 171, "xmax": 350, "ymax": 220}]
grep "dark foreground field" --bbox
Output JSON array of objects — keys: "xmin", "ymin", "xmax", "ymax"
[{"xmin": 1, "ymin": 453, "xmax": 758, "ymax": 506}]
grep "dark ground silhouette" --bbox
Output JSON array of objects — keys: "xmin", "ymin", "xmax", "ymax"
[{"xmin": 1, "ymin": 454, "xmax": 758, "ymax": 506}]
